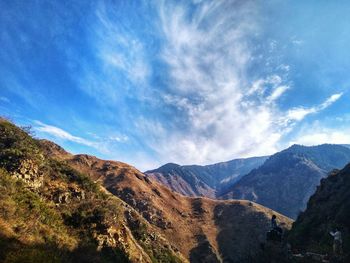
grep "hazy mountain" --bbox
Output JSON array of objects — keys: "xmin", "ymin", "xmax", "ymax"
[
  {"xmin": 288, "ymin": 162, "xmax": 350, "ymax": 262},
  {"xmin": 0, "ymin": 119, "xmax": 292, "ymax": 262},
  {"xmin": 145, "ymin": 156, "xmax": 268, "ymax": 198},
  {"xmin": 221, "ymin": 144, "xmax": 350, "ymax": 219}
]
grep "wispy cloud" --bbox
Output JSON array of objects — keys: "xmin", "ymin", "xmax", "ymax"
[
  {"xmin": 34, "ymin": 121, "xmax": 97, "ymax": 147},
  {"xmin": 108, "ymin": 135, "xmax": 129, "ymax": 143},
  {"xmin": 77, "ymin": 2, "xmax": 153, "ymax": 107},
  {"xmin": 36, "ymin": 0, "xmax": 344, "ymax": 169},
  {"xmin": 286, "ymin": 93, "xmax": 343, "ymax": 121},
  {"xmin": 33, "ymin": 120, "xmax": 130, "ymax": 159},
  {"xmin": 129, "ymin": 1, "xmax": 344, "ymax": 167}
]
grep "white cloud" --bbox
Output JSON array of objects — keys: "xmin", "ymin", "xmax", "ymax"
[
  {"xmin": 34, "ymin": 121, "xmax": 97, "ymax": 147},
  {"xmin": 286, "ymin": 93, "xmax": 342, "ymax": 121},
  {"xmin": 291, "ymin": 123, "xmax": 350, "ymax": 146},
  {"xmin": 77, "ymin": 3, "xmax": 153, "ymax": 107},
  {"xmin": 267, "ymin": 85, "xmax": 289, "ymax": 102},
  {"xmin": 131, "ymin": 1, "xmax": 344, "ymax": 168},
  {"xmin": 95, "ymin": 5, "xmax": 150, "ymax": 85},
  {"xmin": 109, "ymin": 135, "xmax": 129, "ymax": 143},
  {"xmin": 65, "ymin": 1, "xmax": 344, "ymax": 169}
]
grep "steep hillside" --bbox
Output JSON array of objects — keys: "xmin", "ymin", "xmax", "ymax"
[
  {"xmin": 43, "ymin": 140, "xmax": 292, "ymax": 262},
  {"xmin": 0, "ymin": 118, "xmax": 184, "ymax": 263},
  {"xmin": 288, "ymin": 163, "xmax": 350, "ymax": 261},
  {"xmin": 221, "ymin": 144, "xmax": 350, "ymax": 219},
  {"xmin": 145, "ymin": 157, "xmax": 268, "ymax": 198}
]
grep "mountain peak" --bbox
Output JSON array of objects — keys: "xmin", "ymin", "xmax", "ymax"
[{"xmin": 147, "ymin": 162, "xmax": 180, "ymax": 173}]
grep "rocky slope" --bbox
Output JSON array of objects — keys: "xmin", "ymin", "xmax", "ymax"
[
  {"xmin": 221, "ymin": 144, "xmax": 350, "ymax": 219},
  {"xmin": 0, "ymin": 118, "xmax": 184, "ymax": 263},
  {"xmin": 145, "ymin": 156, "xmax": 268, "ymax": 198},
  {"xmin": 288, "ymin": 163, "xmax": 350, "ymax": 261}
]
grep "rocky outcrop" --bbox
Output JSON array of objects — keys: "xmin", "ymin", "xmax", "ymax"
[
  {"xmin": 112, "ymin": 187, "xmax": 171, "ymax": 230},
  {"xmin": 53, "ymin": 187, "xmax": 85, "ymax": 204},
  {"xmin": 12, "ymin": 159, "xmax": 43, "ymax": 189}
]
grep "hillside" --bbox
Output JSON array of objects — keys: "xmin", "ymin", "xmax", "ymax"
[
  {"xmin": 288, "ymin": 163, "xmax": 350, "ymax": 262},
  {"xmin": 220, "ymin": 144, "xmax": 350, "ymax": 219},
  {"xmin": 0, "ymin": 118, "xmax": 185, "ymax": 263},
  {"xmin": 49, "ymin": 147, "xmax": 291, "ymax": 262},
  {"xmin": 145, "ymin": 156, "xmax": 268, "ymax": 198},
  {"xmin": 38, "ymin": 131, "xmax": 293, "ymax": 261}
]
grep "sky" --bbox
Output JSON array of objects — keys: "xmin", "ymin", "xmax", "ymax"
[{"xmin": 1, "ymin": 0, "xmax": 350, "ymax": 171}]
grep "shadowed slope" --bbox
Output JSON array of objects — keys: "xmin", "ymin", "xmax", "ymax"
[
  {"xmin": 288, "ymin": 163, "xmax": 350, "ymax": 261},
  {"xmin": 221, "ymin": 144, "xmax": 350, "ymax": 219}
]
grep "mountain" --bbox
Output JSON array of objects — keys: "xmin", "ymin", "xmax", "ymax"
[
  {"xmin": 0, "ymin": 118, "xmax": 185, "ymax": 263},
  {"xmin": 220, "ymin": 144, "xmax": 350, "ymax": 219},
  {"xmin": 0, "ymin": 118, "xmax": 293, "ymax": 262},
  {"xmin": 145, "ymin": 156, "xmax": 268, "ymax": 198},
  {"xmin": 55, "ymin": 147, "xmax": 291, "ymax": 262},
  {"xmin": 288, "ymin": 163, "xmax": 350, "ymax": 262}
]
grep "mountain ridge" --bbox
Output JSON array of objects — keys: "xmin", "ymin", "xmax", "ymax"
[
  {"xmin": 145, "ymin": 156, "xmax": 268, "ymax": 198},
  {"xmin": 221, "ymin": 143, "xmax": 350, "ymax": 219}
]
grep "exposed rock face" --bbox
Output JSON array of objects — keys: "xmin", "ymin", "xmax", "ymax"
[
  {"xmin": 145, "ymin": 156, "xmax": 268, "ymax": 198},
  {"xmin": 288, "ymin": 163, "xmax": 350, "ymax": 262},
  {"xmin": 12, "ymin": 158, "xmax": 43, "ymax": 189},
  {"xmin": 221, "ymin": 144, "xmax": 350, "ymax": 219}
]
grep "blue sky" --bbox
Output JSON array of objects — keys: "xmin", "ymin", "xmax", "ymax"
[{"xmin": 1, "ymin": 0, "xmax": 350, "ymax": 170}]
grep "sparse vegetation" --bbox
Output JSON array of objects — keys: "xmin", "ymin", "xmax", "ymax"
[{"xmin": 0, "ymin": 118, "xmax": 183, "ymax": 262}]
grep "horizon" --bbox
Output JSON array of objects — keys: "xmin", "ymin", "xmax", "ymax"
[{"xmin": 1, "ymin": 0, "xmax": 350, "ymax": 171}]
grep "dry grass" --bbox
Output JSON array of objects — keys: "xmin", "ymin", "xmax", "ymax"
[{"xmin": 61, "ymin": 151, "xmax": 293, "ymax": 261}]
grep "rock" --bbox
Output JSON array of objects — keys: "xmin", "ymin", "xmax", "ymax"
[
  {"xmin": 12, "ymin": 159, "xmax": 43, "ymax": 189},
  {"xmin": 54, "ymin": 191, "xmax": 71, "ymax": 204},
  {"xmin": 70, "ymin": 187, "xmax": 86, "ymax": 200}
]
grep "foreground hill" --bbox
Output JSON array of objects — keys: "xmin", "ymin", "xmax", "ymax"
[
  {"xmin": 288, "ymin": 163, "xmax": 350, "ymax": 262},
  {"xmin": 221, "ymin": 144, "xmax": 350, "ymax": 219},
  {"xmin": 145, "ymin": 156, "xmax": 267, "ymax": 198},
  {"xmin": 0, "ymin": 119, "xmax": 185, "ymax": 263}
]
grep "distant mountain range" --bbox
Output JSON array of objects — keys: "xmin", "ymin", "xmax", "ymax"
[
  {"xmin": 220, "ymin": 144, "xmax": 350, "ymax": 218},
  {"xmin": 145, "ymin": 156, "xmax": 268, "ymax": 198},
  {"xmin": 148, "ymin": 144, "xmax": 350, "ymax": 219}
]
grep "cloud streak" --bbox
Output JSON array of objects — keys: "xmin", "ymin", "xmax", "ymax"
[
  {"xmin": 286, "ymin": 93, "xmax": 343, "ymax": 121},
  {"xmin": 34, "ymin": 121, "xmax": 97, "ymax": 147}
]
